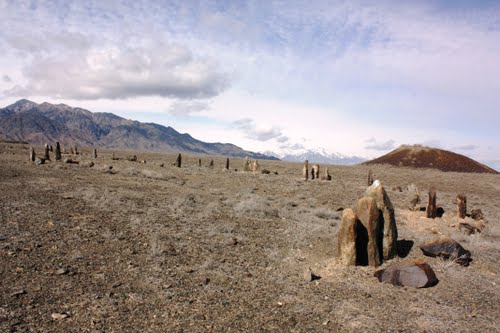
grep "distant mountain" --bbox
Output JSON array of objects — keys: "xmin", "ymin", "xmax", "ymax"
[
  {"xmin": 363, "ymin": 144, "xmax": 498, "ymax": 174},
  {"xmin": 265, "ymin": 148, "xmax": 366, "ymax": 165},
  {"xmin": 0, "ymin": 99, "xmax": 278, "ymax": 160}
]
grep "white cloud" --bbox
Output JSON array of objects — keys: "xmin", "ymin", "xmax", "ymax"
[
  {"xmin": 168, "ymin": 100, "xmax": 211, "ymax": 117},
  {"xmin": 365, "ymin": 139, "xmax": 396, "ymax": 151},
  {"xmin": 233, "ymin": 118, "xmax": 285, "ymax": 142}
]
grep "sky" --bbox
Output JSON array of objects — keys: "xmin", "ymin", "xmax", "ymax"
[{"xmin": 1, "ymin": 0, "xmax": 499, "ymax": 169}]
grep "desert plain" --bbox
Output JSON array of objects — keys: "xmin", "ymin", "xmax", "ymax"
[{"xmin": 1, "ymin": 142, "xmax": 499, "ymax": 332}]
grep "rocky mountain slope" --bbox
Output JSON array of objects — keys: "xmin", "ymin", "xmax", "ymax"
[
  {"xmin": 0, "ymin": 99, "xmax": 278, "ymax": 160},
  {"xmin": 363, "ymin": 144, "xmax": 498, "ymax": 174}
]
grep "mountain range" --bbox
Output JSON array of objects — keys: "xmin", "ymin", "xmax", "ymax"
[
  {"xmin": 263, "ymin": 148, "xmax": 366, "ymax": 165},
  {"xmin": 0, "ymin": 99, "xmax": 278, "ymax": 160}
]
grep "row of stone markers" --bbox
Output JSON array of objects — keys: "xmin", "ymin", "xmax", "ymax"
[
  {"xmin": 336, "ymin": 170, "xmax": 481, "ymax": 288},
  {"xmin": 30, "ymin": 143, "xmax": 97, "ymax": 165},
  {"xmin": 302, "ymin": 160, "xmax": 331, "ymax": 181}
]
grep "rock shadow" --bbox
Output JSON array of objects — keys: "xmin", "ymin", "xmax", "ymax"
[
  {"xmin": 437, "ymin": 207, "xmax": 445, "ymax": 218},
  {"xmin": 397, "ymin": 239, "xmax": 414, "ymax": 258}
]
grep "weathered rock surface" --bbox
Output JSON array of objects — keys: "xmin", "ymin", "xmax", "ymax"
[
  {"xmin": 471, "ymin": 209, "xmax": 484, "ymax": 220},
  {"xmin": 336, "ymin": 209, "xmax": 358, "ymax": 266},
  {"xmin": 407, "ymin": 183, "xmax": 420, "ymax": 211},
  {"xmin": 354, "ymin": 196, "xmax": 381, "ymax": 267},
  {"xmin": 55, "ymin": 142, "xmax": 61, "ymax": 161},
  {"xmin": 303, "ymin": 160, "xmax": 309, "ymax": 180},
  {"xmin": 419, "ymin": 237, "xmax": 472, "ymax": 266},
  {"xmin": 365, "ymin": 180, "xmax": 398, "ymax": 260},
  {"xmin": 459, "ymin": 222, "xmax": 481, "ymax": 235},
  {"xmin": 427, "ymin": 187, "xmax": 437, "ymax": 219},
  {"xmin": 374, "ymin": 259, "xmax": 438, "ymax": 288},
  {"xmin": 457, "ymin": 193, "xmax": 467, "ymax": 219}
]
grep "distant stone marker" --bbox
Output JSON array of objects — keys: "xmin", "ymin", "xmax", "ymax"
[
  {"xmin": 209, "ymin": 159, "xmax": 214, "ymax": 168},
  {"xmin": 303, "ymin": 160, "xmax": 309, "ymax": 180},
  {"xmin": 55, "ymin": 142, "xmax": 61, "ymax": 161},
  {"xmin": 427, "ymin": 187, "xmax": 437, "ymax": 219},
  {"xmin": 198, "ymin": 158, "xmax": 202, "ymax": 167},
  {"xmin": 29, "ymin": 147, "xmax": 35, "ymax": 162},
  {"xmin": 312, "ymin": 164, "xmax": 320, "ymax": 180},
  {"xmin": 93, "ymin": 148, "xmax": 97, "ymax": 159},
  {"xmin": 252, "ymin": 160, "xmax": 260, "ymax": 172},
  {"xmin": 321, "ymin": 167, "xmax": 331, "ymax": 181},
  {"xmin": 407, "ymin": 184, "xmax": 420, "ymax": 211},
  {"xmin": 74, "ymin": 146, "xmax": 78, "ymax": 155},
  {"xmin": 457, "ymin": 194, "xmax": 466, "ymax": 219},
  {"xmin": 374, "ymin": 259, "xmax": 438, "ymax": 288},
  {"xmin": 225, "ymin": 158, "xmax": 230, "ymax": 170},
  {"xmin": 368, "ymin": 169, "xmax": 374, "ymax": 186},
  {"xmin": 243, "ymin": 157, "xmax": 251, "ymax": 171},
  {"xmin": 44, "ymin": 143, "xmax": 50, "ymax": 161},
  {"xmin": 175, "ymin": 153, "xmax": 182, "ymax": 167}
]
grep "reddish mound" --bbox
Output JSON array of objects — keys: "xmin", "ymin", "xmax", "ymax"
[{"xmin": 363, "ymin": 145, "xmax": 498, "ymax": 174}]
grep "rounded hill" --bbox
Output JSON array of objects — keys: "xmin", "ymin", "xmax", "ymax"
[{"xmin": 363, "ymin": 145, "xmax": 498, "ymax": 174}]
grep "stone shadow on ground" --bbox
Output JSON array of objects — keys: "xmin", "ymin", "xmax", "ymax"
[{"xmin": 397, "ymin": 239, "xmax": 414, "ymax": 258}]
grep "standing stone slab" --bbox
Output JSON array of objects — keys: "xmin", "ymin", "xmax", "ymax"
[
  {"xmin": 243, "ymin": 157, "xmax": 251, "ymax": 172},
  {"xmin": 374, "ymin": 259, "xmax": 439, "ymax": 288},
  {"xmin": 354, "ymin": 196, "xmax": 381, "ymax": 267},
  {"xmin": 368, "ymin": 169, "xmax": 374, "ymax": 186},
  {"xmin": 407, "ymin": 183, "xmax": 420, "ymax": 211},
  {"xmin": 365, "ymin": 180, "xmax": 398, "ymax": 260},
  {"xmin": 44, "ymin": 144, "xmax": 50, "ymax": 161},
  {"xmin": 55, "ymin": 142, "xmax": 61, "ymax": 161},
  {"xmin": 457, "ymin": 194, "xmax": 467, "ymax": 219},
  {"xmin": 30, "ymin": 147, "xmax": 36, "ymax": 162},
  {"xmin": 209, "ymin": 159, "xmax": 214, "ymax": 168},
  {"xmin": 303, "ymin": 160, "xmax": 309, "ymax": 180},
  {"xmin": 93, "ymin": 148, "xmax": 97, "ymax": 159},
  {"xmin": 175, "ymin": 153, "xmax": 182, "ymax": 168},
  {"xmin": 336, "ymin": 209, "xmax": 358, "ymax": 266},
  {"xmin": 427, "ymin": 187, "xmax": 437, "ymax": 219},
  {"xmin": 322, "ymin": 167, "xmax": 332, "ymax": 181},
  {"xmin": 225, "ymin": 158, "xmax": 230, "ymax": 170},
  {"xmin": 198, "ymin": 158, "xmax": 202, "ymax": 167}
]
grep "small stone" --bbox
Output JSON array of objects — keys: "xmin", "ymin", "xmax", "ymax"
[
  {"xmin": 10, "ymin": 289, "xmax": 26, "ymax": 297},
  {"xmin": 459, "ymin": 223, "xmax": 481, "ymax": 235},
  {"xmin": 56, "ymin": 268, "xmax": 69, "ymax": 275},
  {"xmin": 303, "ymin": 268, "xmax": 321, "ymax": 282},
  {"xmin": 51, "ymin": 312, "xmax": 69, "ymax": 320},
  {"xmin": 470, "ymin": 209, "xmax": 484, "ymax": 220}
]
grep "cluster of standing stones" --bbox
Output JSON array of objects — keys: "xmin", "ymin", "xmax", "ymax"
[
  {"xmin": 302, "ymin": 160, "xmax": 331, "ymax": 181},
  {"xmin": 30, "ymin": 142, "xmax": 92, "ymax": 165},
  {"xmin": 336, "ymin": 168, "xmax": 483, "ymax": 288}
]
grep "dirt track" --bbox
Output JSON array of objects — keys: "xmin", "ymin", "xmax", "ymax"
[{"xmin": 1, "ymin": 143, "xmax": 499, "ymax": 332}]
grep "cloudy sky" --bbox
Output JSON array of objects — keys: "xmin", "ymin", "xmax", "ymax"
[{"xmin": 1, "ymin": 0, "xmax": 499, "ymax": 168}]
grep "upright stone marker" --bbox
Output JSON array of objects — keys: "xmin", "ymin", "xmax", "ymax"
[
  {"xmin": 55, "ymin": 142, "xmax": 61, "ymax": 161},
  {"xmin": 427, "ymin": 187, "xmax": 437, "ymax": 219}
]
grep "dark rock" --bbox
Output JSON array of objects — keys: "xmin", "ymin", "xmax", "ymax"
[
  {"xmin": 470, "ymin": 209, "xmax": 484, "ymax": 220},
  {"xmin": 127, "ymin": 155, "xmax": 137, "ymax": 162},
  {"xmin": 427, "ymin": 187, "xmax": 437, "ymax": 218},
  {"xmin": 459, "ymin": 223, "xmax": 480, "ymax": 235},
  {"xmin": 34, "ymin": 157, "xmax": 45, "ymax": 165},
  {"xmin": 374, "ymin": 259, "xmax": 438, "ymax": 288},
  {"xmin": 419, "ymin": 237, "xmax": 472, "ymax": 266},
  {"xmin": 175, "ymin": 153, "xmax": 181, "ymax": 167},
  {"xmin": 457, "ymin": 194, "xmax": 467, "ymax": 219},
  {"xmin": 64, "ymin": 158, "xmax": 79, "ymax": 164},
  {"xmin": 261, "ymin": 169, "xmax": 271, "ymax": 174}
]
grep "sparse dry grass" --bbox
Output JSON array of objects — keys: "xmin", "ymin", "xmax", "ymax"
[{"xmin": 1, "ymin": 143, "xmax": 499, "ymax": 333}]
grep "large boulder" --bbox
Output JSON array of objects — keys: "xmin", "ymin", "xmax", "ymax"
[
  {"xmin": 419, "ymin": 237, "xmax": 472, "ymax": 266},
  {"xmin": 336, "ymin": 180, "xmax": 398, "ymax": 267},
  {"xmin": 374, "ymin": 259, "xmax": 438, "ymax": 288}
]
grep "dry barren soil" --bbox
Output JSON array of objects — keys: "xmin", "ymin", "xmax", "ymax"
[{"xmin": 1, "ymin": 143, "xmax": 499, "ymax": 332}]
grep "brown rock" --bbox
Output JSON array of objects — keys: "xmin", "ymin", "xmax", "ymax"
[
  {"xmin": 354, "ymin": 196, "xmax": 381, "ymax": 267},
  {"xmin": 374, "ymin": 259, "xmax": 438, "ymax": 288},
  {"xmin": 311, "ymin": 164, "xmax": 320, "ymax": 180},
  {"xmin": 209, "ymin": 159, "xmax": 214, "ymax": 168},
  {"xmin": 93, "ymin": 148, "xmax": 97, "ymax": 159},
  {"xmin": 419, "ymin": 237, "xmax": 472, "ymax": 266},
  {"xmin": 44, "ymin": 143, "xmax": 50, "ymax": 161},
  {"xmin": 365, "ymin": 180, "xmax": 398, "ymax": 260},
  {"xmin": 457, "ymin": 193, "xmax": 467, "ymax": 219},
  {"xmin": 127, "ymin": 155, "xmax": 137, "ymax": 162},
  {"xmin": 175, "ymin": 153, "xmax": 181, "ymax": 167},
  {"xmin": 368, "ymin": 169, "xmax": 374, "ymax": 186},
  {"xmin": 34, "ymin": 157, "xmax": 45, "ymax": 165},
  {"xmin": 251, "ymin": 160, "xmax": 260, "ymax": 172},
  {"xmin": 336, "ymin": 209, "xmax": 358, "ymax": 266},
  {"xmin": 243, "ymin": 157, "xmax": 251, "ymax": 172},
  {"xmin": 321, "ymin": 167, "xmax": 331, "ymax": 181},
  {"xmin": 225, "ymin": 158, "xmax": 230, "ymax": 170},
  {"xmin": 303, "ymin": 160, "xmax": 309, "ymax": 180},
  {"xmin": 427, "ymin": 187, "xmax": 437, "ymax": 219},
  {"xmin": 459, "ymin": 223, "xmax": 480, "ymax": 235},
  {"xmin": 63, "ymin": 158, "xmax": 79, "ymax": 164},
  {"xmin": 470, "ymin": 209, "xmax": 484, "ymax": 220}
]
